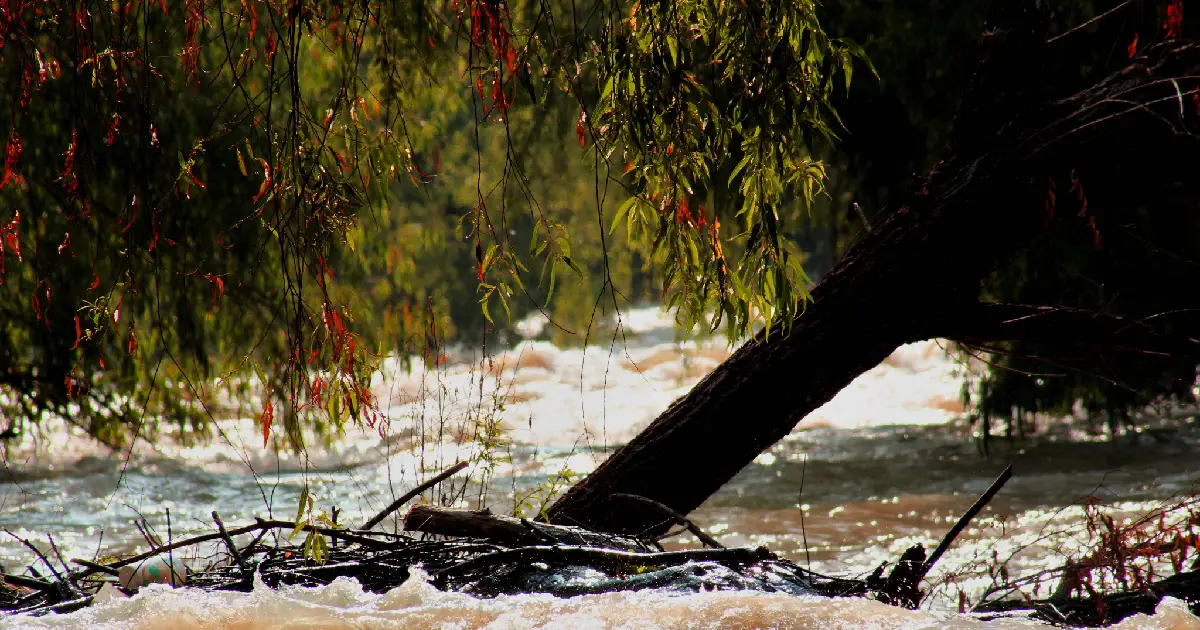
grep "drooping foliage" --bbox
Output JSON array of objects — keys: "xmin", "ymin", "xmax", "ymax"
[
  {"xmin": 0, "ymin": 0, "xmax": 868, "ymax": 446},
  {"xmin": 813, "ymin": 0, "xmax": 1200, "ymax": 438}
]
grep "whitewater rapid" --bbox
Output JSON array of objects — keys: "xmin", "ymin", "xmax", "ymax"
[
  {"xmin": 7, "ymin": 572, "xmax": 1199, "ymax": 629},
  {"xmin": 3, "ymin": 306, "xmax": 1199, "ymax": 628}
]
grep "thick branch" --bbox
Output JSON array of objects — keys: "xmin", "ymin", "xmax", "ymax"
[
  {"xmin": 403, "ymin": 505, "xmax": 652, "ymax": 551},
  {"xmin": 935, "ymin": 303, "xmax": 1200, "ymax": 359}
]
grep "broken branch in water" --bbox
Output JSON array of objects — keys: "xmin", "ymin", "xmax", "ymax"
[
  {"xmin": 212, "ymin": 512, "xmax": 249, "ymax": 574},
  {"xmin": 5, "ymin": 531, "xmax": 69, "ymax": 594},
  {"xmin": 878, "ymin": 464, "xmax": 1014, "ymax": 609},
  {"xmin": 924, "ymin": 464, "xmax": 1014, "ymax": 579},
  {"xmin": 360, "ymin": 461, "xmax": 469, "ymax": 531},
  {"xmin": 68, "ymin": 559, "xmax": 118, "ymax": 577},
  {"xmin": 610, "ymin": 493, "xmax": 724, "ymax": 549}
]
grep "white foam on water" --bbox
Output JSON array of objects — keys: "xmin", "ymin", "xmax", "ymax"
[
  {"xmin": 8, "ymin": 571, "xmax": 1198, "ymax": 629},
  {"xmin": 371, "ymin": 308, "xmax": 966, "ymax": 456},
  {"xmin": 1, "ymin": 306, "xmax": 967, "ymax": 480}
]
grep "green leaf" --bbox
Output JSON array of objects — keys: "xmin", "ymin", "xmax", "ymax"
[
  {"xmin": 290, "ymin": 485, "xmax": 310, "ymax": 541},
  {"xmin": 482, "ymin": 244, "xmax": 499, "ymax": 274},
  {"xmin": 481, "ymin": 290, "xmax": 494, "ymax": 324}
]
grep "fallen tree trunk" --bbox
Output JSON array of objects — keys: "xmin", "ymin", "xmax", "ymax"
[{"xmin": 547, "ymin": 3, "xmax": 1200, "ymax": 535}]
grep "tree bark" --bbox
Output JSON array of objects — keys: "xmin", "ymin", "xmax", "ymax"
[
  {"xmin": 546, "ymin": 8, "xmax": 1200, "ymax": 535},
  {"xmin": 402, "ymin": 504, "xmax": 651, "ymax": 551}
]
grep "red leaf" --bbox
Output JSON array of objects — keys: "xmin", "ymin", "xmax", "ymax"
[
  {"xmin": 4, "ymin": 231, "xmax": 18, "ymax": 261},
  {"xmin": 260, "ymin": 400, "xmax": 275, "ymax": 447},
  {"xmin": 253, "ymin": 176, "xmax": 272, "ymax": 204},
  {"xmin": 90, "ymin": 274, "xmax": 101, "ymax": 290},
  {"xmin": 127, "ymin": 331, "xmax": 137, "ymax": 355},
  {"xmin": 72, "ymin": 316, "xmax": 82, "ymax": 350},
  {"xmin": 576, "ymin": 119, "xmax": 586, "ymax": 148},
  {"xmin": 1128, "ymin": 32, "xmax": 1139, "ymax": 58},
  {"xmin": 1166, "ymin": 0, "xmax": 1184, "ymax": 39},
  {"xmin": 206, "ymin": 273, "xmax": 225, "ymax": 306},
  {"xmin": 2, "ymin": 132, "xmax": 23, "ymax": 189}
]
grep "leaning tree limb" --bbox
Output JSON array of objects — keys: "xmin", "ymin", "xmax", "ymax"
[{"xmin": 546, "ymin": 2, "xmax": 1200, "ymax": 535}]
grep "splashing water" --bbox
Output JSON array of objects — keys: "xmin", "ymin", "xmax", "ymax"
[
  {"xmin": 2, "ymin": 306, "xmax": 1200, "ymax": 627},
  {"xmin": 7, "ymin": 572, "xmax": 1200, "ymax": 629}
]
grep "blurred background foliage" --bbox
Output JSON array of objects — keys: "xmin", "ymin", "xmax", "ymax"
[{"xmin": 0, "ymin": 0, "xmax": 1196, "ymax": 451}]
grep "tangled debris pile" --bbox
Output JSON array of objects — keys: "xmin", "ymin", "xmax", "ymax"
[
  {"xmin": 1, "ymin": 462, "xmax": 1198, "ymax": 627},
  {"xmin": 0, "ymin": 510, "xmax": 867, "ymax": 618}
]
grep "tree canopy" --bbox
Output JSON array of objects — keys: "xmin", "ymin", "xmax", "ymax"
[
  {"xmin": 2, "ymin": 0, "xmax": 1196, "ymax": 455},
  {"xmin": 0, "ymin": 0, "xmax": 871, "ymax": 447}
]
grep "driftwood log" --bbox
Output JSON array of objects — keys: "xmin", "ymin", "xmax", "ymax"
[{"xmin": 403, "ymin": 504, "xmax": 655, "ymax": 552}]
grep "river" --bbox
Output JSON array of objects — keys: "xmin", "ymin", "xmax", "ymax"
[{"xmin": 2, "ymin": 306, "xmax": 1199, "ymax": 628}]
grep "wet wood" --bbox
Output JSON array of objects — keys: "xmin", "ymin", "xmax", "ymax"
[
  {"xmin": 403, "ymin": 504, "xmax": 652, "ymax": 551},
  {"xmin": 922, "ymin": 464, "xmax": 1013, "ymax": 580}
]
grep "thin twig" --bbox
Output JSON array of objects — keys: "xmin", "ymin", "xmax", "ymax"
[
  {"xmin": 798, "ymin": 453, "xmax": 812, "ymax": 570},
  {"xmin": 238, "ymin": 528, "xmax": 271, "ymax": 557},
  {"xmin": 133, "ymin": 519, "xmax": 159, "ymax": 549},
  {"xmin": 1047, "ymin": 0, "xmax": 1138, "ymax": 44},
  {"xmin": 73, "ymin": 517, "xmax": 395, "ymax": 581},
  {"xmin": 611, "ymin": 493, "xmax": 724, "ymax": 549},
  {"xmin": 167, "ymin": 508, "xmax": 180, "ymax": 587},
  {"xmin": 360, "ymin": 461, "xmax": 469, "ymax": 530},
  {"xmin": 69, "ymin": 559, "xmax": 119, "ymax": 577},
  {"xmin": 45, "ymin": 534, "xmax": 80, "ymax": 594},
  {"xmin": 6, "ymin": 531, "xmax": 66, "ymax": 586}
]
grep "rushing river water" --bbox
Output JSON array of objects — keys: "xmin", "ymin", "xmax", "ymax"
[{"xmin": 2, "ymin": 307, "xmax": 1199, "ymax": 628}]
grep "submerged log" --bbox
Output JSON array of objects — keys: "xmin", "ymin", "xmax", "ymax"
[
  {"xmin": 403, "ymin": 504, "xmax": 653, "ymax": 552},
  {"xmin": 546, "ymin": 2, "xmax": 1200, "ymax": 535}
]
